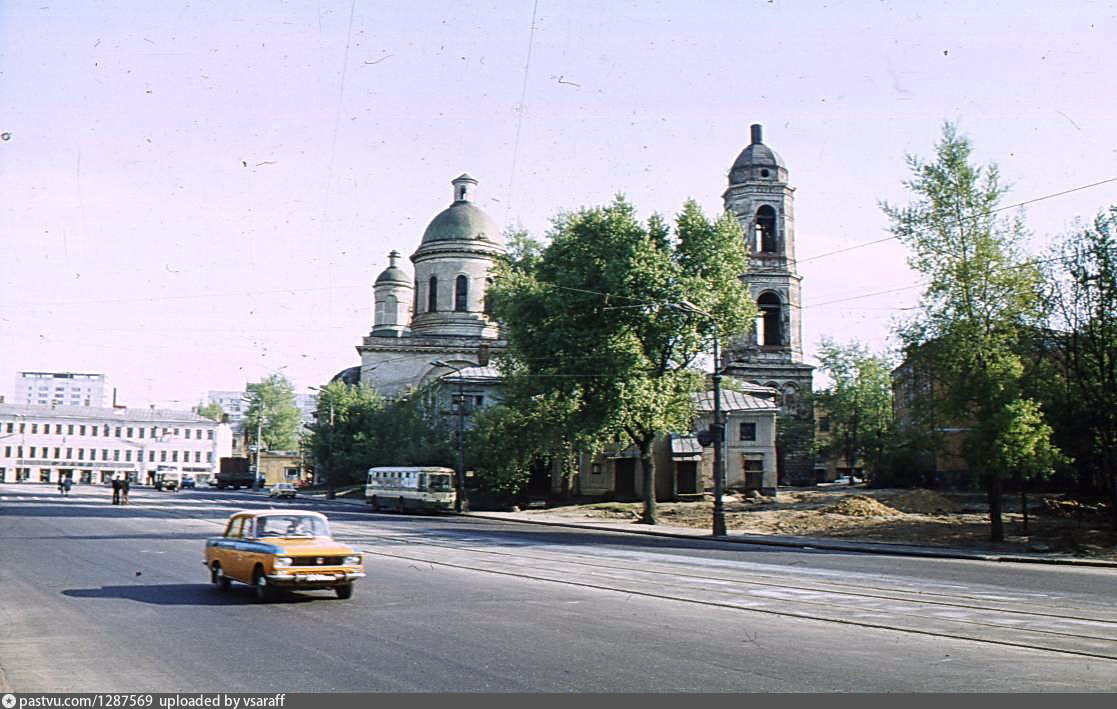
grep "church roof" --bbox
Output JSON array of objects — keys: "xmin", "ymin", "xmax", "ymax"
[
  {"xmin": 693, "ymin": 389, "xmax": 779, "ymax": 413},
  {"xmin": 374, "ymin": 250, "xmax": 410, "ymax": 286},
  {"xmin": 419, "ymin": 175, "xmax": 502, "ymax": 246},
  {"xmin": 728, "ymin": 123, "xmax": 786, "ymax": 183}
]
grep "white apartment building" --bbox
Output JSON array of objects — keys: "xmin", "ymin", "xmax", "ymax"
[
  {"xmin": 0, "ymin": 404, "xmax": 232, "ymax": 485},
  {"xmin": 13, "ymin": 372, "xmax": 106, "ymax": 407}
]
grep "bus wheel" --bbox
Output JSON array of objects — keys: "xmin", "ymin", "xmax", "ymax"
[
  {"xmin": 397, "ymin": 497, "xmax": 406, "ymax": 513},
  {"xmin": 335, "ymin": 584, "xmax": 353, "ymax": 600},
  {"xmin": 369, "ymin": 496, "xmax": 379, "ymax": 511}
]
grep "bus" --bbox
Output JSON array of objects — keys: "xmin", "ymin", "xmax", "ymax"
[{"xmin": 365, "ymin": 466, "xmax": 456, "ymax": 513}]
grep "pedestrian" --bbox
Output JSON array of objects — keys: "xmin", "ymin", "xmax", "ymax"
[
  {"xmin": 58, "ymin": 478, "xmax": 65, "ymax": 495},
  {"xmin": 111, "ymin": 473, "xmax": 122, "ymax": 505},
  {"xmin": 120, "ymin": 475, "xmax": 130, "ymax": 505},
  {"xmin": 62, "ymin": 477, "xmax": 72, "ymax": 496}
]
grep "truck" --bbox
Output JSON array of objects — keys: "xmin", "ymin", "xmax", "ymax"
[{"xmin": 215, "ymin": 457, "xmax": 255, "ymax": 490}]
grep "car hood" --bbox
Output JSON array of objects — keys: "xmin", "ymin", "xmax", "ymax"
[{"xmin": 266, "ymin": 538, "xmax": 358, "ymax": 555}]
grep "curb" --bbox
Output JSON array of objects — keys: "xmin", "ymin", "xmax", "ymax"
[{"xmin": 457, "ymin": 511, "xmax": 1117, "ymax": 569}]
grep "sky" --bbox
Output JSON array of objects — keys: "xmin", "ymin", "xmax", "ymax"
[{"xmin": 1, "ymin": 0, "xmax": 1115, "ymax": 408}]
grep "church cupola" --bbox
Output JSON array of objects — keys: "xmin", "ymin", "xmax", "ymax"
[
  {"xmin": 410, "ymin": 175, "xmax": 505, "ymax": 338},
  {"xmin": 371, "ymin": 250, "xmax": 413, "ymax": 338}
]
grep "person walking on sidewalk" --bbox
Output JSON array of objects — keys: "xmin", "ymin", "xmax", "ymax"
[
  {"xmin": 120, "ymin": 475, "xmax": 130, "ymax": 505},
  {"xmin": 111, "ymin": 472, "xmax": 122, "ymax": 505},
  {"xmin": 61, "ymin": 476, "xmax": 72, "ymax": 496}
]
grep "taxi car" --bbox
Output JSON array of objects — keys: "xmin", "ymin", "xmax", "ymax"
[
  {"xmin": 203, "ymin": 510, "xmax": 364, "ymax": 600},
  {"xmin": 268, "ymin": 482, "xmax": 296, "ymax": 499}
]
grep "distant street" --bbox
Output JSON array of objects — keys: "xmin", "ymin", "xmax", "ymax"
[{"xmin": 2, "ymin": 482, "xmax": 1116, "ymax": 692}]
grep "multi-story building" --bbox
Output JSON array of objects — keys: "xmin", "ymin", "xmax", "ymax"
[
  {"xmin": 0, "ymin": 404, "xmax": 232, "ymax": 485},
  {"xmin": 13, "ymin": 372, "xmax": 105, "ymax": 408}
]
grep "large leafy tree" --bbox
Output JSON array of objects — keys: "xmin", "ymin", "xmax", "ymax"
[
  {"xmin": 1043, "ymin": 207, "xmax": 1117, "ymax": 527},
  {"xmin": 305, "ymin": 380, "xmax": 454, "ymax": 492},
  {"xmin": 815, "ymin": 339, "xmax": 894, "ymax": 483},
  {"xmin": 491, "ymin": 197, "xmax": 754, "ymax": 524},
  {"xmin": 881, "ymin": 122, "xmax": 1062, "ymax": 541},
  {"xmin": 197, "ymin": 402, "xmax": 225, "ymax": 423},
  {"xmin": 244, "ymin": 373, "xmax": 302, "ymax": 452}
]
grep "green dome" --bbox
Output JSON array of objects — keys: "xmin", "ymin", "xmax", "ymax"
[{"xmin": 419, "ymin": 174, "xmax": 502, "ymax": 245}]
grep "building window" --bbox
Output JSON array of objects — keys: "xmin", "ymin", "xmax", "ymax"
[
  {"xmin": 184, "ymin": 429, "xmax": 191, "ymax": 440},
  {"xmin": 55, "ymin": 424, "xmax": 62, "ymax": 434},
  {"xmin": 207, "ymin": 430, "xmax": 214, "ymax": 440},
  {"xmin": 160, "ymin": 451, "xmax": 167, "ymax": 462},
  {"xmin": 172, "ymin": 451, "xmax": 178, "ymax": 462},
  {"xmin": 455, "ymin": 275, "xmax": 468, "ymax": 312},
  {"xmin": 428, "ymin": 275, "xmax": 438, "ymax": 312},
  {"xmin": 78, "ymin": 449, "xmax": 84, "ymax": 460},
  {"xmin": 54, "ymin": 447, "xmax": 61, "ymax": 458},
  {"xmin": 206, "ymin": 452, "xmax": 213, "ymax": 463},
  {"xmin": 67, "ymin": 424, "xmax": 74, "ymax": 434},
  {"xmin": 113, "ymin": 450, "xmax": 120, "ymax": 461},
  {"xmin": 125, "ymin": 451, "xmax": 132, "ymax": 462},
  {"xmin": 149, "ymin": 451, "xmax": 155, "ymax": 462},
  {"xmin": 102, "ymin": 449, "xmax": 110, "ymax": 461},
  {"xmin": 66, "ymin": 448, "xmax": 72, "ymax": 459},
  {"xmin": 28, "ymin": 447, "xmax": 36, "ymax": 458},
  {"xmin": 127, "ymin": 427, "xmax": 133, "ymax": 437},
  {"xmin": 80, "ymin": 425, "xmax": 86, "ymax": 435},
  {"xmin": 194, "ymin": 451, "xmax": 201, "ymax": 463},
  {"xmin": 739, "ymin": 422, "xmax": 757, "ymax": 441},
  {"xmin": 139, "ymin": 428, "xmax": 145, "ymax": 439},
  {"xmin": 30, "ymin": 424, "xmax": 37, "ymax": 434},
  {"xmin": 5, "ymin": 423, "xmax": 11, "ymax": 433},
  {"xmin": 757, "ymin": 292, "xmax": 783, "ymax": 347}
]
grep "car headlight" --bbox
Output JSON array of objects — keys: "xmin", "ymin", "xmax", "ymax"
[
  {"xmin": 274, "ymin": 557, "xmax": 293, "ymax": 567},
  {"xmin": 343, "ymin": 555, "xmax": 361, "ymax": 566}
]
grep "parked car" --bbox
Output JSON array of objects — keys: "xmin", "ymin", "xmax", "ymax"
[
  {"xmin": 203, "ymin": 510, "xmax": 364, "ymax": 600},
  {"xmin": 269, "ymin": 482, "xmax": 297, "ymax": 499},
  {"xmin": 180, "ymin": 475, "xmax": 196, "ymax": 489}
]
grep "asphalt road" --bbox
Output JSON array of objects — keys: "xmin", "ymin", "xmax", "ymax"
[{"xmin": 2, "ymin": 483, "xmax": 1116, "ymax": 692}]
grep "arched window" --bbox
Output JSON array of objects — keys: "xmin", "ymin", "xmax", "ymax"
[
  {"xmin": 754, "ymin": 205, "xmax": 777, "ymax": 253},
  {"xmin": 757, "ymin": 292, "xmax": 782, "ymax": 346},
  {"xmin": 383, "ymin": 295, "xmax": 398, "ymax": 325},
  {"xmin": 455, "ymin": 275, "xmax": 468, "ymax": 312},
  {"xmin": 428, "ymin": 275, "xmax": 438, "ymax": 312}
]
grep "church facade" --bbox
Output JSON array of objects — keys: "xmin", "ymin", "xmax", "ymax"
[
  {"xmin": 354, "ymin": 174, "xmax": 505, "ymax": 406},
  {"xmin": 720, "ymin": 124, "xmax": 816, "ymax": 484}
]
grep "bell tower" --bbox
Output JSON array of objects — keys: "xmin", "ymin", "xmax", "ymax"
[{"xmin": 722, "ymin": 123, "xmax": 815, "ymax": 485}]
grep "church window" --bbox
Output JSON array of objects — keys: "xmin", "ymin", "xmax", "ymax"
[
  {"xmin": 754, "ymin": 205, "xmax": 777, "ymax": 253},
  {"xmin": 757, "ymin": 292, "xmax": 782, "ymax": 346},
  {"xmin": 455, "ymin": 275, "xmax": 468, "ymax": 312},
  {"xmin": 428, "ymin": 276, "xmax": 438, "ymax": 312},
  {"xmin": 383, "ymin": 295, "xmax": 398, "ymax": 325}
]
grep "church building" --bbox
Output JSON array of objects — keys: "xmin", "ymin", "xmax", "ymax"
[{"xmin": 350, "ymin": 174, "xmax": 505, "ymax": 405}]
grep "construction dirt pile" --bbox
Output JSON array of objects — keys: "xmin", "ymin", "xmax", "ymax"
[
  {"xmin": 882, "ymin": 489, "xmax": 963, "ymax": 514},
  {"xmin": 822, "ymin": 495, "xmax": 903, "ymax": 518}
]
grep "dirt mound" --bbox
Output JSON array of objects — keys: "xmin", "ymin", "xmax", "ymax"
[
  {"xmin": 886, "ymin": 490, "xmax": 962, "ymax": 514},
  {"xmin": 824, "ymin": 495, "xmax": 903, "ymax": 518}
]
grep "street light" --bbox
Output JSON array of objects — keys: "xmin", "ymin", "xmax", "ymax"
[
  {"xmin": 669, "ymin": 300, "xmax": 727, "ymax": 537},
  {"xmin": 430, "ymin": 360, "xmax": 468, "ymax": 513}
]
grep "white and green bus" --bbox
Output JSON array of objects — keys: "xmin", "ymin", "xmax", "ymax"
[{"xmin": 365, "ymin": 466, "xmax": 456, "ymax": 513}]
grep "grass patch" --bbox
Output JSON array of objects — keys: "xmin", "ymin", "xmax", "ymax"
[{"xmin": 582, "ymin": 502, "xmax": 639, "ymax": 514}]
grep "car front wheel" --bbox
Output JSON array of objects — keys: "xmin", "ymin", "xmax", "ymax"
[
  {"xmin": 211, "ymin": 563, "xmax": 231, "ymax": 591},
  {"xmin": 253, "ymin": 568, "xmax": 275, "ymax": 602},
  {"xmin": 335, "ymin": 584, "xmax": 353, "ymax": 600}
]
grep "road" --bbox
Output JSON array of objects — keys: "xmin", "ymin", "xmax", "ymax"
[{"xmin": 2, "ymin": 482, "xmax": 1116, "ymax": 692}]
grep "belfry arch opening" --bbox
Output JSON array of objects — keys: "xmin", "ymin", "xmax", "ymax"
[
  {"xmin": 756, "ymin": 292, "xmax": 783, "ymax": 347},
  {"xmin": 753, "ymin": 205, "xmax": 777, "ymax": 253},
  {"xmin": 454, "ymin": 275, "xmax": 469, "ymax": 312},
  {"xmin": 428, "ymin": 275, "xmax": 438, "ymax": 312}
]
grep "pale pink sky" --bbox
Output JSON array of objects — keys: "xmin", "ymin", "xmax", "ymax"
[{"xmin": 2, "ymin": 1, "xmax": 1115, "ymax": 407}]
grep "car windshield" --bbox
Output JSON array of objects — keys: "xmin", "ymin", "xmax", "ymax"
[{"xmin": 254, "ymin": 515, "xmax": 329, "ymax": 538}]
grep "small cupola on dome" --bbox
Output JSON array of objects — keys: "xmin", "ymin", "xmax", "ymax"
[
  {"xmin": 728, "ymin": 123, "xmax": 788, "ymax": 185},
  {"xmin": 374, "ymin": 250, "xmax": 410, "ymax": 286},
  {"xmin": 419, "ymin": 174, "xmax": 502, "ymax": 246}
]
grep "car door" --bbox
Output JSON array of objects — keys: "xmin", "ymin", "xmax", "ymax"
[{"xmin": 221, "ymin": 516, "xmax": 250, "ymax": 582}]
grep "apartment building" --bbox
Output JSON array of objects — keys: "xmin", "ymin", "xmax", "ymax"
[{"xmin": 13, "ymin": 372, "xmax": 105, "ymax": 407}]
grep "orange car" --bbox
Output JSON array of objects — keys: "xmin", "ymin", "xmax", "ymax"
[{"xmin": 204, "ymin": 510, "xmax": 365, "ymax": 600}]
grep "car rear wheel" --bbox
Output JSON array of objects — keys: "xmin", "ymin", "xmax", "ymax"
[
  {"xmin": 369, "ymin": 496, "xmax": 379, "ymax": 511},
  {"xmin": 335, "ymin": 584, "xmax": 353, "ymax": 600},
  {"xmin": 211, "ymin": 563, "xmax": 231, "ymax": 591},
  {"xmin": 397, "ymin": 496, "xmax": 406, "ymax": 513},
  {"xmin": 253, "ymin": 568, "xmax": 275, "ymax": 602}
]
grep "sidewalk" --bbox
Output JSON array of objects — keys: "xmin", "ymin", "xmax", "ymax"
[{"xmin": 303, "ymin": 491, "xmax": 1117, "ymax": 569}]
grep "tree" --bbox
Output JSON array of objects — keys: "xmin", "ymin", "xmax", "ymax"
[
  {"xmin": 491, "ymin": 197, "xmax": 754, "ymax": 524},
  {"xmin": 244, "ymin": 373, "xmax": 302, "ymax": 453},
  {"xmin": 881, "ymin": 122, "xmax": 1060, "ymax": 541},
  {"xmin": 1043, "ymin": 207, "xmax": 1117, "ymax": 528},
  {"xmin": 197, "ymin": 402, "xmax": 225, "ymax": 423},
  {"xmin": 305, "ymin": 380, "xmax": 455, "ymax": 493},
  {"xmin": 815, "ymin": 339, "xmax": 894, "ymax": 483}
]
